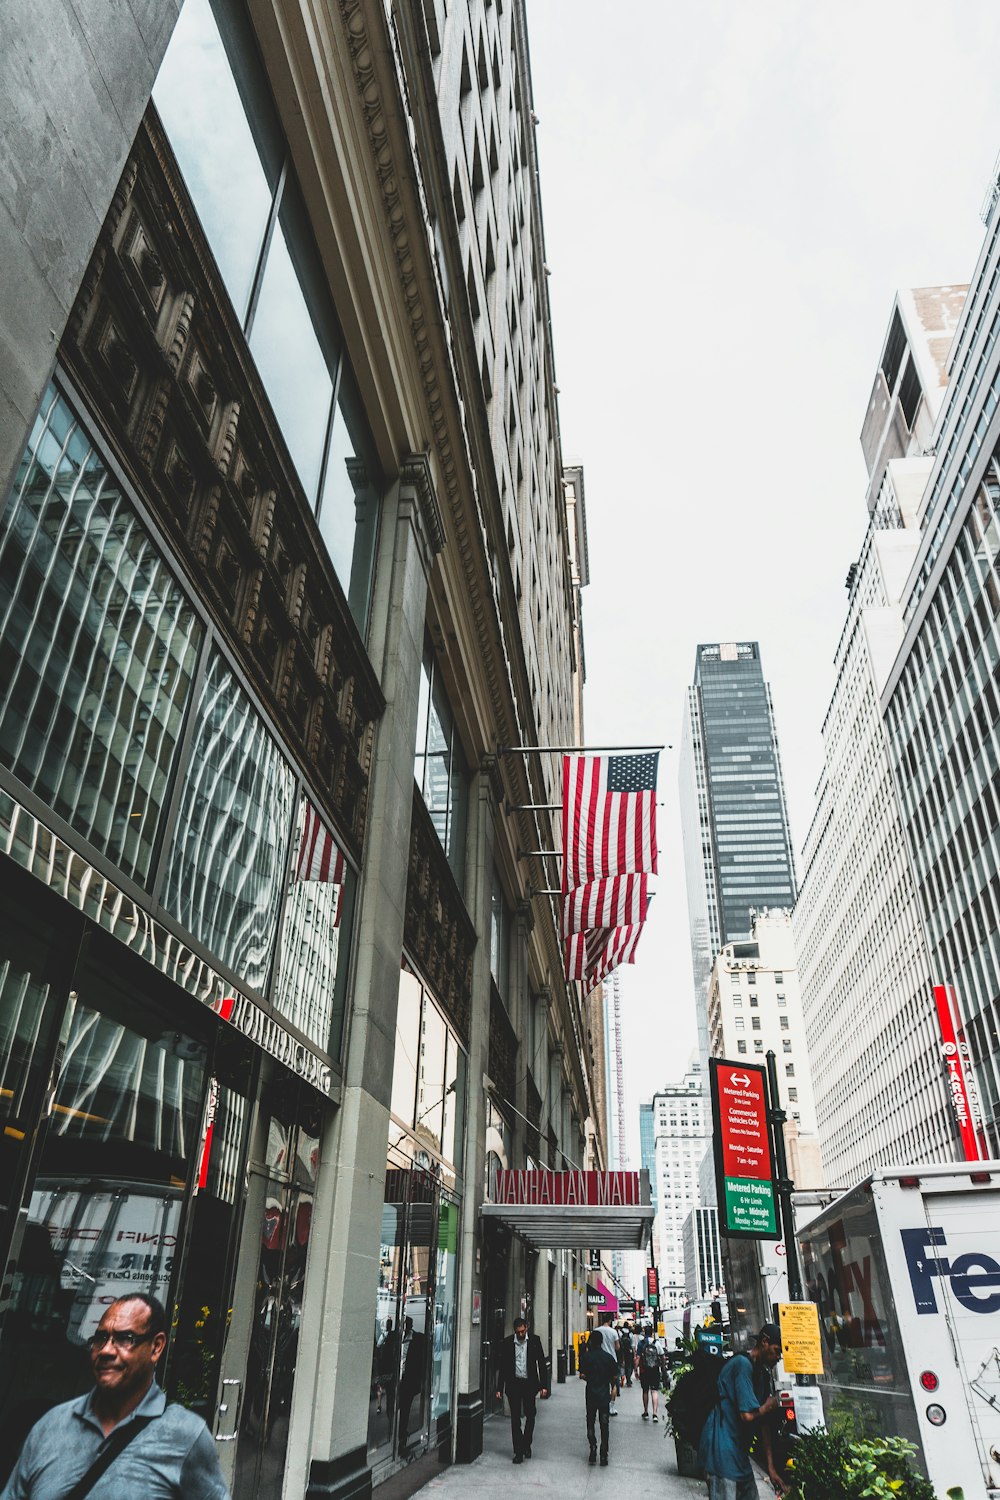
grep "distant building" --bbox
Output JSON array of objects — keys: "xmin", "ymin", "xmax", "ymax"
[
  {"xmin": 795, "ymin": 288, "xmax": 965, "ymax": 1184},
  {"xmin": 649, "ymin": 1057, "xmax": 711, "ymax": 1307},
  {"xmin": 682, "ymin": 1207, "xmax": 723, "ymax": 1301},
  {"xmin": 708, "ymin": 910, "xmax": 822, "ymax": 1187}
]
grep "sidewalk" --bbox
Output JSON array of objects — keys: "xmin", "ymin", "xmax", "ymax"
[{"xmin": 419, "ymin": 1378, "xmax": 776, "ymax": 1498}]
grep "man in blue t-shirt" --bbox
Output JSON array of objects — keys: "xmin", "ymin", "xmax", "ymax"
[{"xmin": 698, "ymin": 1323, "xmax": 782, "ymax": 1500}]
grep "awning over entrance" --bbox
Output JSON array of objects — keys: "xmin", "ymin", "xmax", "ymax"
[{"xmin": 481, "ymin": 1169, "xmax": 654, "ymax": 1250}]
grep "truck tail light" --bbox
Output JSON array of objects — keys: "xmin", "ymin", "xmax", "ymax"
[
  {"xmin": 971, "ymin": 1171, "xmax": 992, "ymax": 1184},
  {"xmin": 925, "ymin": 1403, "xmax": 946, "ymax": 1426},
  {"xmin": 899, "ymin": 1175, "xmax": 921, "ymax": 1188},
  {"xmin": 919, "ymin": 1370, "xmax": 939, "ymax": 1392}
]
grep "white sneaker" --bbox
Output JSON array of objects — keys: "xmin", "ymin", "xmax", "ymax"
[{"xmin": 609, "ymin": 1405, "xmax": 618, "ymax": 1415}]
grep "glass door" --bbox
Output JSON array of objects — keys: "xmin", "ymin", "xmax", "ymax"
[{"xmin": 216, "ymin": 1076, "xmax": 320, "ymax": 1500}]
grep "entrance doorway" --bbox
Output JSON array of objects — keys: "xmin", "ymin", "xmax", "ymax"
[{"xmin": 213, "ymin": 1074, "xmax": 320, "ymax": 1499}]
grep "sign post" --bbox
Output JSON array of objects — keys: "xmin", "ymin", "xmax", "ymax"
[
  {"xmin": 709, "ymin": 1058, "xmax": 777, "ymax": 1237},
  {"xmin": 646, "ymin": 1265, "xmax": 659, "ymax": 1311}
]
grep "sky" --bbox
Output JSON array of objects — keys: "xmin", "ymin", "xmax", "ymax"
[{"xmin": 524, "ymin": 1, "xmax": 1000, "ymax": 1152}]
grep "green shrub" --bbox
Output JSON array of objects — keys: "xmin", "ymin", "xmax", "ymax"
[{"xmin": 787, "ymin": 1429, "xmax": 936, "ymax": 1500}]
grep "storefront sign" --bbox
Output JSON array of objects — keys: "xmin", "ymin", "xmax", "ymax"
[
  {"xmin": 710, "ymin": 1059, "xmax": 777, "ymax": 1238},
  {"xmin": 493, "ymin": 1170, "xmax": 642, "ymax": 1206},
  {"xmin": 2, "ymin": 793, "xmax": 335, "ymax": 1096},
  {"xmin": 933, "ymin": 984, "xmax": 985, "ymax": 1160},
  {"xmin": 586, "ymin": 1283, "xmax": 606, "ymax": 1307},
  {"xmin": 778, "ymin": 1302, "xmax": 824, "ymax": 1375}
]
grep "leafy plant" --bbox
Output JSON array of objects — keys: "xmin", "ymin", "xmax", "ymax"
[{"xmin": 787, "ymin": 1428, "xmax": 936, "ymax": 1500}]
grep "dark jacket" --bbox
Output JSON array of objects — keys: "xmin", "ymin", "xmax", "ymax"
[
  {"xmin": 580, "ymin": 1343, "xmax": 618, "ymax": 1410},
  {"xmin": 496, "ymin": 1332, "xmax": 549, "ymax": 1395}
]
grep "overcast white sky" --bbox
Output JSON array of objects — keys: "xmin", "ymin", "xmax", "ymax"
[{"xmin": 524, "ymin": 1, "xmax": 1000, "ymax": 1151}]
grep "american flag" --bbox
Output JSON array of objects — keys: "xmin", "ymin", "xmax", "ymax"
[
  {"xmin": 562, "ymin": 753, "xmax": 659, "ymax": 892},
  {"xmin": 294, "ymin": 801, "xmax": 346, "ymax": 925},
  {"xmin": 565, "ymin": 923, "xmax": 643, "ymax": 985},
  {"xmin": 561, "ymin": 874, "xmax": 648, "ymax": 936}
]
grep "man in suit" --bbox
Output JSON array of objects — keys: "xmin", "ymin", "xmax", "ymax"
[{"xmin": 495, "ymin": 1316, "xmax": 550, "ymax": 1463}]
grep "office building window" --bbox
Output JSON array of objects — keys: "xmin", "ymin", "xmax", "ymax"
[
  {"xmin": 0, "ymin": 386, "xmax": 202, "ymax": 885},
  {"xmin": 737, "ymin": 1040, "xmax": 747, "ymax": 1054},
  {"xmin": 751, "ymin": 1017, "xmax": 761, "ymax": 1031},
  {"xmin": 414, "ymin": 641, "xmax": 468, "ymax": 884},
  {"xmin": 154, "ymin": 0, "xmax": 382, "ymax": 631}
]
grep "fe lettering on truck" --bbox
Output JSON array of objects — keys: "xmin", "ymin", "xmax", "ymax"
[{"xmin": 901, "ymin": 1227, "xmax": 1000, "ymax": 1314}]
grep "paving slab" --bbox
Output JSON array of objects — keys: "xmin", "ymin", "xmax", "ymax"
[{"xmin": 417, "ymin": 1378, "xmax": 775, "ymax": 1499}]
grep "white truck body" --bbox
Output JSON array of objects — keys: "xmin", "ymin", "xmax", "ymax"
[{"xmin": 797, "ymin": 1163, "xmax": 1000, "ymax": 1498}]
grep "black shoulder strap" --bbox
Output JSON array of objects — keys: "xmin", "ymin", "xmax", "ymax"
[{"xmin": 60, "ymin": 1416, "xmax": 153, "ymax": 1500}]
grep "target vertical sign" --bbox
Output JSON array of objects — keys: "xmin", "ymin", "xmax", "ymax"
[{"xmin": 710, "ymin": 1059, "xmax": 777, "ymax": 1237}]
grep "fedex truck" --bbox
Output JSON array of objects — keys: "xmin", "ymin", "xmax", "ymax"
[{"xmin": 797, "ymin": 1163, "xmax": 1000, "ymax": 1498}]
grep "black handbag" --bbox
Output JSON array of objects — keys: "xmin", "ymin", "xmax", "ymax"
[{"xmin": 58, "ymin": 1417, "xmax": 153, "ymax": 1500}]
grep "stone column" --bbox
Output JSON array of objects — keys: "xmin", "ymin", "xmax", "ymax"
[
  {"xmin": 453, "ymin": 757, "xmax": 499, "ymax": 1462},
  {"xmin": 293, "ymin": 456, "xmax": 442, "ymax": 1500}
]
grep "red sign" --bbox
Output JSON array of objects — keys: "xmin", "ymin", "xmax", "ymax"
[
  {"xmin": 646, "ymin": 1266, "xmax": 659, "ymax": 1298},
  {"xmin": 933, "ymin": 984, "xmax": 985, "ymax": 1161},
  {"xmin": 716, "ymin": 1064, "xmax": 772, "ymax": 1181},
  {"xmin": 493, "ymin": 1170, "xmax": 641, "ymax": 1206}
]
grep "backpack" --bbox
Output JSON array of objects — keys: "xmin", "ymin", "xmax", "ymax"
[
  {"xmin": 640, "ymin": 1338, "xmax": 660, "ymax": 1372},
  {"xmin": 668, "ymin": 1349, "xmax": 723, "ymax": 1447},
  {"xmin": 619, "ymin": 1331, "xmax": 633, "ymax": 1358}
]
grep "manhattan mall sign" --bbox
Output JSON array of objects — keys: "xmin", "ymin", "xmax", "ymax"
[{"xmin": 481, "ymin": 1169, "xmax": 653, "ymax": 1250}]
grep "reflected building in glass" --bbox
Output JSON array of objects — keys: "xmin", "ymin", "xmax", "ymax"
[{"xmin": 0, "ymin": 0, "xmax": 611, "ymax": 1496}]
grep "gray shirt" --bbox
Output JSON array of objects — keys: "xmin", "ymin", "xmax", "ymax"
[
  {"xmin": 1, "ymin": 1381, "xmax": 230, "ymax": 1500},
  {"xmin": 514, "ymin": 1334, "xmax": 529, "ymax": 1379}
]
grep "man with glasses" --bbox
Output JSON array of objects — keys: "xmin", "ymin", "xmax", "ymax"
[{"xmin": 1, "ymin": 1293, "xmax": 229, "ymax": 1499}]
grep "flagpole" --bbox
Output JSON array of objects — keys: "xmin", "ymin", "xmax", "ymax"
[{"xmin": 499, "ymin": 742, "xmax": 667, "ymax": 755}]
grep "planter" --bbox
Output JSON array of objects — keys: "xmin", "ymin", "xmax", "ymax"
[{"xmin": 673, "ymin": 1436, "xmax": 703, "ymax": 1479}]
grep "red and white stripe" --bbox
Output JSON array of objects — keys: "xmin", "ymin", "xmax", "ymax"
[
  {"xmin": 589, "ymin": 924, "xmax": 644, "ymax": 984},
  {"xmin": 561, "ymin": 874, "xmax": 648, "ymax": 936},
  {"xmin": 561, "ymin": 755, "xmax": 657, "ymax": 891},
  {"xmin": 295, "ymin": 799, "xmax": 346, "ymax": 900}
]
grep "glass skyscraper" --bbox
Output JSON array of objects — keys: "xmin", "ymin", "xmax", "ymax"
[{"xmin": 679, "ymin": 642, "xmax": 798, "ymax": 1070}]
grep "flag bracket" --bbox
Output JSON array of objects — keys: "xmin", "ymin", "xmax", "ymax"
[
  {"xmin": 517, "ymin": 849, "xmax": 562, "ymax": 859},
  {"xmin": 499, "ymin": 742, "xmax": 667, "ymax": 756}
]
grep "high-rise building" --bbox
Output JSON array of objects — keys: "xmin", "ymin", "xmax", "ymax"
[
  {"xmin": 680, "ymin": 643, "xmax": 798, "ymax": 1068},
  {"xmin": 681, "ymin": 1206, "xmax": 723, "ymax": 1301},
  {"xmin": 795, "ymin": 289, "xmax": 965, "ymax": 1184},
  {"xmin": 648, "ymin": 1057, "xmax": 711, "ymax": 1308},
  {"xmin": 881, "ymin": 191, "xmax": 1000, "ymax": 1159},
  {"xmin": 707, "ymin": 910, "xmax": 822, "ymax": 1187},
  {"xmin": 0, "ymin": 1, "xmax": 640, "ymax": 1494}
]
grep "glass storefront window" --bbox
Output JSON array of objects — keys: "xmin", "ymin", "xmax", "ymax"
[
  {"xmin": 390, "ymin": 966, "xmax": 466, "ymax": 1178},
  {"xmin": 153, "ymin": 0, "xmax": 281, "ymax": 319},
  {"xmin": 0, "ymin": 950, "xmax": 208, "ymax": 1480},
  {"xmin": 391, "ymin": 969, "xmax": 421, "ymax": 1130},
  {"xmin": 431, "ymin": 1194, "xmax": 459, "ymax": 1421},
  {"xmin": 0, "ymin": 387, "xmax": 203, "ymax": 885},
  {"xmin": 273, "ymin": 796, "xmax": 353, "ymax": 1056},
  {"xmin": 161, "ymin": 652, "xmax": 296, "ymax": 992}
]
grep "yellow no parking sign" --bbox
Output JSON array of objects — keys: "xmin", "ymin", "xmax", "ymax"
[{"xmin": 778, "ymin": 1302, "xmax": 824, "ymax": 1375}]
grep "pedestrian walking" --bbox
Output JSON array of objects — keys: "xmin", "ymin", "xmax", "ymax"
[
  {"xmin": 579, "ymin": 1330, "xmax": 617, "ymax": 1466},
  {"xmin": 698, "ymin": 1323, "xmax": 783, "ymax": 1500},
  {"xmin": 635, "ymin": 1323, "xmax": 663, "ymax": 1421},
  {"xmin": 0, "ymin": 1293, "xmax": 229, "ymax": 1500},
  {"xmin": 618, "ymin": 1324, "xmax": 633, "ymax": 1387},
  {"xmin": 595, "ymin": 1314, "xmax": 620, "ymax": 1414},
  {"xmin": 495, "ymin": 1317, "xmax": 550, "ymax": 1463}
]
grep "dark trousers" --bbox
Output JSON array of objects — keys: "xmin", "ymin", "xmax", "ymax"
[
  {"xmin": 507, "ymin": 1380, "xmax": 537, "ymax": 1455},
  {"xmin": 586, "ymin": 1391, "xmax": 609, "ymax": 1458}
]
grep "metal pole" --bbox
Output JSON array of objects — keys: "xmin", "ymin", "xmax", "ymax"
[
  {"xmin": 517, "ymin": 849, "xmax": 563, "ymax": 858},
  {"xmin": 499, "ymin": 743, "xmax": 667, "ymax": 756},
  {"xmin": 765, "ymin": 1050, "xmax": 802, "ymax": 1301}
]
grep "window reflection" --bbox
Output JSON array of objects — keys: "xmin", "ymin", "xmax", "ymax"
[
  {"xmin": 153, "ymin": 0, "xmax": 279, "ymax": 318},
  {"xmin": 413, "ymin": 644, "xmax": 468, "ymax": 885},
  {"xmin": 249, "ymin": 210, "xmax": 334, "ymax": 502},
  {"xmin": 318, "ymin": 373, "xmax": 381, "ymax": 631},
  {"xmin": 389, "ymin": 966, "xmax": 466, "ymax": 1176},
  {"xmin": 0, "ymin": 388, "xmax": 202, "ymax": 884},
  {"xmin": 162, "ymin": 653, "xmax": 296, "ymax": 991},
  {"xmin": 273, "ymin": 796, "xmax": 352, "ymax": 1056}
]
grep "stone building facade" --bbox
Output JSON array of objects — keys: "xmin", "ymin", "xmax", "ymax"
[{"xmin": 0, "ymin": 1, "xmax": 602, "ymax": 1496}]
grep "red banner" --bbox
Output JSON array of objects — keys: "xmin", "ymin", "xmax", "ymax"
[
  {"xmin": 933, "ymin": 984, "xmax": 985, "ymax": 1161},
  {"xmin": 493, "ymin": 1170, "xmax": 641, "ymax": 1207}
]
